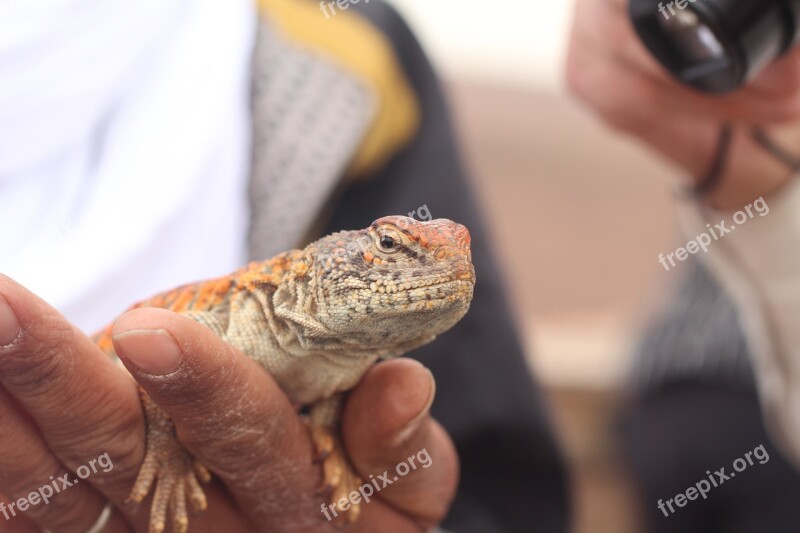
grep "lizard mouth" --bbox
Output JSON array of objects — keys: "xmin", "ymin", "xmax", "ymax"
[
  {"xmin": 455, "ymin": 268, "xmax": 475, "ymax": 282},
  {"xmin": 367, "ymin": 276, "xmax": 473, "ymax": 295}
]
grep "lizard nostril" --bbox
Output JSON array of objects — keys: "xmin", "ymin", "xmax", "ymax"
[
  {"xmin": 455, "ymin": 267, "xmax": 475, "ymax": 282},
  {"xmin": 456, "ymin": 271, "xmax": 472, "ymax": 281}
]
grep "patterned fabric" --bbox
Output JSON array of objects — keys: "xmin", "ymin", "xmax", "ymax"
[
  {"xmin": 256, "ymin": 0, "xmax": 420, "ymax": 178},
  {"xmin": 631, "ymin": 257, "xmax": 755, "ymax": 393},
  {"xmin": 246, "ymin": 2, "xmax": 571, "ymax": 530},
  {"xmin": 248, "ymin": 17, "xmax": 376, "ymax": 259},
  {"xmin": 247, "ymin": 0, "xmax": 421, "ymax": 260}
]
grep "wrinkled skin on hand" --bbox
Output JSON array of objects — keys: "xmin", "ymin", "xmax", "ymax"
[{"xmin": 0, "ymin": 274, "xmax": 458, "ymax": 532}]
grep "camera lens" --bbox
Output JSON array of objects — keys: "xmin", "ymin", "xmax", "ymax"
[
  {"xmin": 657, "ymin": 9, "xmax": 731, "ymax": 82},
  {"xmin": 629, "ymin": 0, "xmax": 800, "ymax": 93},
  {"xmin": 658, "ymin": 10, "xmax": 725, "ymax": 63}
]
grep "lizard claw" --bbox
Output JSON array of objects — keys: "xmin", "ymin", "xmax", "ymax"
[
  {"xmin": 127, "ymin": 389, "xmax": 210, "ymax": 533},
  {"xmin": 310, "ymin": 424, "xmax": 363, "ymax": 524}
]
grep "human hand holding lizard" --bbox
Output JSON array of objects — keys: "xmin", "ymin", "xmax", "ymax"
[
  {"xmin": 0, "ymin": 278, "xmax": 457, "ymax": 532},
  {"xmin": 0, "ymin": 217, "xmax": 471, "ymax": 532}
]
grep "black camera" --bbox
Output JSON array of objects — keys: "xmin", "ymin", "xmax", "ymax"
[{"xmin": 629, "ymin": 0, "xmax": 800, "ymax": 93}]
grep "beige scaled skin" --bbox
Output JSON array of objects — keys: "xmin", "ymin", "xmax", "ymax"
[
  {"xmin": 0, "ymin": 216, "xmax": 469, "ymax": 533},
  {"xmin": 94, "ymin": 216, "xmax": 475, "ymax": 533}
]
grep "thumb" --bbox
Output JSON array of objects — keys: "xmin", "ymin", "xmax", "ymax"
[
  {"xmin": 342, "ymin": 359, "xmax": 459, "ymax": 529},
  {"xmin": 111, "ymin": 308, "xmax": 324, "ymax": 531}
]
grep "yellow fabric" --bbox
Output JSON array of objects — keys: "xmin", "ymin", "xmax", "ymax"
[{"xmin": 257, "ymin": 0, "xmax": 420, "ymax": 178}]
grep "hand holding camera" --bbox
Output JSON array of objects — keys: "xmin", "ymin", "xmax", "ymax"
[
  {"xmin": 630, "ymin": 0, "xmax": 800, "ymax": 93},
  {"xmin": 567, "ymin": 0, "xmax": 800, "ymax": 209}
]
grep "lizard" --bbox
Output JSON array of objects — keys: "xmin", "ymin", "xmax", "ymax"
[{"xmin": 92, "ymin": 215, "xmax": 475, "ymax": 533}]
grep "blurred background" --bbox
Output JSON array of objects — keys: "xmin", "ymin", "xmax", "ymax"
[{"xmin": 385, "ymin": 1, "xmax": 687, "ymax": 531}]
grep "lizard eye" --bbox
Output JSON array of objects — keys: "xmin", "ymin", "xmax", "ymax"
[{"xmin": 379, "ymin": 235, "xmax": 396, "ymax": 251}]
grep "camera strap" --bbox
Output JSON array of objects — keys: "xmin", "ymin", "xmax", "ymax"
[
  {"xmin": 751, "ymin": 127, "xmax": 800, "ymax": 174},
  {"xmin": 693, "ymin": 123, "xmax": 734, "ymax": 196}
]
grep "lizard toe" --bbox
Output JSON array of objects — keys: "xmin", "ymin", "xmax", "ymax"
[{"xmin": 127, "ymin": 390, "xmax": 211, "ymax": 533}]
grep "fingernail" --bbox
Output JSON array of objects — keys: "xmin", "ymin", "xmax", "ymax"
[
  {"xmin": 113, "ymin": 329, "xmax": 182, "ymax": 375},
  {"xmin": 393, "ymin": 368, "xmax": 436, "ymax": 446},
  {"xmin": 0, "ymin": 296, "xmax": 20, "ymax": 346}
]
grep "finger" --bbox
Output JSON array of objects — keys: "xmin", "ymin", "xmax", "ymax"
[
  {"xmin": 748, "ymin": 46, "xmax": 800, "ymax": 98},
  {"xmin": 342, "ymin": 359, "xmax": 459, "ymax": 530},
  {"xmin": 568, "ymin": 31, "xmax": 689, "ymax": 133},
  {"xmin": 111, "ymin": 308, "xmax": 325, "ymax": 532},
  {"xmin": 0, "ymin": 277, "xmax": 148, "ymax": 524},
  {"xmin": 569, "ymin": 0, "xmax": 800, "ymax": 124},
  {"xmin": 568, "ymin": 4, "xmax": 684, "ymax": 131},
  {"xmin": 0, "ymin": 385, "xmax": 115, "ymax": 532},
  {"xmin": 575, "ymin": 0, "xmax": 670, "ymax": 81},
  {"xmin": 594, "ymin": 0, "xmax": 800, "ymax": 100},
  {"xmin": 0, "ymin": 493, "xmax": 39, "ymax": 532}
]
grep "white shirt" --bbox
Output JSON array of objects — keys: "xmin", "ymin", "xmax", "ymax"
[{"xmin": 0, "ymin": 0, "xmax": 256, "ymax": 333}]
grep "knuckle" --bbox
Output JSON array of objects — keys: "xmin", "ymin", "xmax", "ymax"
[
  {"xmin": 0, "ymin": 398, "xmax": 20, "ymax": 438},
  {"xmin": 0, "ymin": 449, "xmax": 52, "ymax": 495},
  {"xmin": 599, "ymin": 79, "xmax": 660, "ymax": 134},
  {"xmin": 56, "ymin": 392, "xmax": 143, "ymax": 484},
  {"xmin": 0, "ymin": 344, "xmax": 72, "ymax": 398},
  {"xmin": 0, "ymin": 452, "xmax": 95, "ymax": 532},
  {"xmin": 27, "ymin": 487, "xmax": 97, "ymax": 532},
  {"xmin": 77, "ymin": 436, "xmax": 142, "ymax": 497},
  {"xmin": 0, "ymin": 318, "xmax": 75, "ymax": 393}
]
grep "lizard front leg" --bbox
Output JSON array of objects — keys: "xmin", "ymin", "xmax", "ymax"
[
  {"xmin": 127, "ymin": 389, "xmax": 210, "ymax": 533},
  {"xmin": 126, "ymin": 310, "xmax": 225, "ymax": 533},
  {"xmin": 309, "ymin": 394, "xmax": 364, "ymax": 524}
]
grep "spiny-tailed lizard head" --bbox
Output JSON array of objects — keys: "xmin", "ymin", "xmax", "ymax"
[{"xmin": 308, "ymin": 216, "xmax": 475, "ymax": 355}]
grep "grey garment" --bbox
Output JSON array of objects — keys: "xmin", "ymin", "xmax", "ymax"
[
  {"xmin": 248, "ymin": 17, "xmax": 377, "ymax": 260},
  {"xmin": 631, "ymin": 257, "xmax": 755, "ymax": 393},
  {"xmin": 323, "ymin": 3, "xmax": 571, "ymax": 531},
  {"xmin": 243, "ymin": 3, "xmax": 571, "ymax": 530}
]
